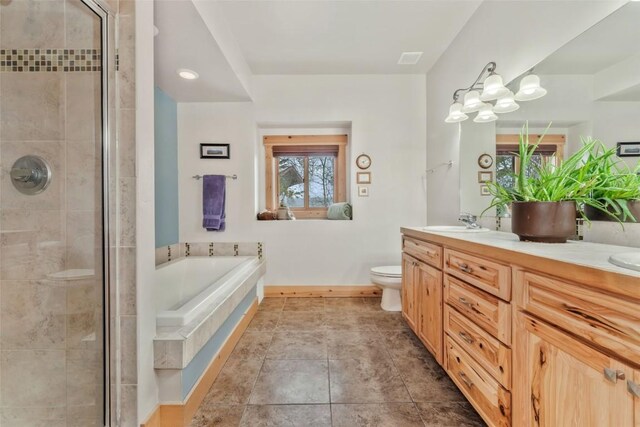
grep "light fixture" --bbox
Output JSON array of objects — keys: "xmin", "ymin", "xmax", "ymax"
[
  {"xmin": 461, "ymin": 90, "xmax": 483, "ymax": 113},
  {"xmin": 473, "ymin": 103, "xmax": 498, "ymax": 123},
  {"xmin": 515, "ymin": 74, "xmax": 547, "ymax": 101},
  {"xmin": 480, "ymin": 73, "xmax": 510, "ymax": 101},
  {"xmin": 177, "ymin": 68, "xmax": 199, "ymax": 80},
  {"xmin": 444, "ymin": 102, "xmax": 468, "ymax": 123},
  {"xmin": 493, "ymin": 91, "xmax": 519, "ymax": 113},
  {"xmin": 445, "ymin": 62, "xmax": 547, "ymax": 124}
]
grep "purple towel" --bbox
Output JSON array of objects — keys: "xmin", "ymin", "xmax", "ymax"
[{"xmin": 202, "ymin": 175, "xmax": 226, "ymax": 231}]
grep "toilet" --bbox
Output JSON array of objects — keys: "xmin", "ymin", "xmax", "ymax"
[{"xmin": 370, "ymin": 265, "xmax": 402, "ymax": 312}]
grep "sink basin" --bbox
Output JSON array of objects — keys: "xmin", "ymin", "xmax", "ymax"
[
  {"xmin": 609, "ymin": 252, "xmax": 640, "ymax": 272},
  {"xmin": 422, "ymin": 225, "xmax": 491, "ymax": 233}
]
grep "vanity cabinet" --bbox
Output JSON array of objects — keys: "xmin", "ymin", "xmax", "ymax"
[
  {"xmin": 400, "ymin": 228, "xmax": 640, "ymax": 427},
  {"xmin": 402, "ymin": 237, "xmax": 444, "ymax": 364},
  {"xmin": 514, "ymin": 312, "xmax": 637, "ymax": 426},
  {"xmin": 401, "ymin": 253, "xmax": 419, "ymax": 332},
  {"xmin": 417, "ymin": 261, "xmax": 443, "ymax": 364}
]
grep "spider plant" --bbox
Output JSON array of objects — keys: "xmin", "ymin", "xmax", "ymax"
[
  {"xmin": 583, "ymin": 142, "xmax": 640, "ymax": 221},
  {"xmin": 483, "ymin": 123, "xmax": 608, "ymax": 218}
]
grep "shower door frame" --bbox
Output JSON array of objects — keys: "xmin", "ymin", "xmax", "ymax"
[{"xmin": 78, "ymin": 0, "xmax": 115, "ymax": 425}]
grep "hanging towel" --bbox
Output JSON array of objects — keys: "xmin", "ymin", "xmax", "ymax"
[{"xmin": 203, "ymin": 175, "xmax": 226, "ymax": 231}]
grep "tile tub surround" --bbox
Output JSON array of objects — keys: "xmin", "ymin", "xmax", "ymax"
[
  {"xmin": 190, "ymin": 297, "xmax": 485, "ymax": 427},
  {"xmin": 155, "ymin": 241, "xmax": 264, "ymax": 266}
]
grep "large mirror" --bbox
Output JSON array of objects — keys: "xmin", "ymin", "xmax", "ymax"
[{"xmin": 460, "ymin": 2, "xmax": 640, "ymax": 245}]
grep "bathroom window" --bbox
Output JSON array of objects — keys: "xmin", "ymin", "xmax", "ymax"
[
  {"xmin": 264, "ymin": 135, "xmax": 347, "ymax": 218},
  {"xmin": 495, "ymin": 134, "xmax": 565, "ymax": 216}
]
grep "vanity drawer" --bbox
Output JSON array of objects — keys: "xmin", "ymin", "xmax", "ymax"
[
  {"xmin": 444, "ymin": 249, "xmax": 511, "ymax": 300},
  {"xmin": 403, "ymin": 237, "xmax": 442, "ymax": 269},
  {"xmin": 446, "ymin": 336, "xmax": 511, "ymax": 427},
  {"xmin": 444, "ymin": 275, "xmax": 511, "ymax": 346},
  {"xmin": 514, "ymin": 269, "xmax": 640, "ymax": 366},
  {"xmin": 444, "ymin": 305, "xmax": 511, "ymax": 389}
]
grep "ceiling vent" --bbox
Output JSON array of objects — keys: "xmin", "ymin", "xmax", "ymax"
[{"xmin": 398, "ymin": 52, "xmax": 423, "ymax": 65}]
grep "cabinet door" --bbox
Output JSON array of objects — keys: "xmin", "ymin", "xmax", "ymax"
[
  {"xmin": 514, "ymin": 312, "xmax": 635, "ymax": 427},
  {"xmin": 417, "ymin": 261, "xmax": 443, "ymax": 364},
  {"xmin": 401, "ymin": 254, "xmax": 418, "ymax": 332}
]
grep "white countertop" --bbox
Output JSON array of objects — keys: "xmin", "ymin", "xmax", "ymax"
[{"xmin": 401, "ymin": 227, "xmax": 640, "ymax": 279}]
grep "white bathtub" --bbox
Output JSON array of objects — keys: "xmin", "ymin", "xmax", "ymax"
[{"xmin": 156, "ymin": 256, "xmax": 262, "ymax": 327}]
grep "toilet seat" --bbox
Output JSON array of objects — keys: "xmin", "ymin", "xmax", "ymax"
[{"xmin": 371, "ymin": 265, "xmax": 402, "ymax": 278}]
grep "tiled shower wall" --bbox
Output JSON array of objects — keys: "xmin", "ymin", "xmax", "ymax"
[
  {"xmin": 0, "ymin": 0, "xmax": 137, "ymax": 425},
  {"xmin": 114, "ymin": 1, "xmax": 138, "ymax": 425}
]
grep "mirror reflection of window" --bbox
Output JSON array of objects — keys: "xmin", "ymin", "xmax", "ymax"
[{"xmin": 495, "ymin": 134, "xmax": 564, "ymax": 216}]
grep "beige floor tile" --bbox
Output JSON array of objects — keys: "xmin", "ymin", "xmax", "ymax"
[
  {"xmin": 257, "ymin": 298, "xmax": 285, "ymax": 312},
  {"xmin": 331, "ymin": 403, "xmax": 424, "ymax": 427},
  {"xmin": 229, "ymin": 330, "xmax": 273, "ymax": 360},
  {"xmin": 283, "ymin": 297, "xmax": 325, "ymax": 312},
  {"xmin": 240, "ymin": 405, "xmax": 331, "ymax": 427},
  {"xmin": 393, "ymin": 356, "xmax": 466, "ymax": 403},
  {"xmin": 249, "ymin": 359, "xmax": 329, "ymax": 404},
  {"xmin": 416, "ymin": 401, "xmax": 486, "ymax": 426},
  {"xmin": 190, "ymin": 404, "xmax": 245, "ymax": 427},
  {"xmin": 277, "ymin": 312, "xmax": 325, "ymax": 331},
  {"xmin": 329, "ymin": 356, "xmax": 411, "ymax": 403},
  {"xmin": 201, "ymin": 358, "xmax": 263, "ymax": 405},
  {"xmin": 247, "ymin": 311, "xmax": 281, "ymax": 331},
  {"xmin": 266, "ymin": 331, "xmax": 327, "ymax": 359}
]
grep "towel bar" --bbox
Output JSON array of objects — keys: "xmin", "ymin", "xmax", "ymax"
[{"xmin": 192, "ymin": 174, "xmax": 237, "ymax": 180}]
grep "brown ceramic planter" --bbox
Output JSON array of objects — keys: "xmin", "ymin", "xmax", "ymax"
[
  {"xmin": 584, "ymin": 200, "xmax": 640, "ymax": 223},
  {"xmin": 511, "ymin": 201, "xmax": 576, "ymax": 243}
]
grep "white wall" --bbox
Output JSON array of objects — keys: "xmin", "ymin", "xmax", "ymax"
[
  {"xmin": 426, "ymin": 0, "xmax": 626, "ymax": 225},
  {"xmin": 179, "ymin": 75, "xmax": 427, "ymax": 285}
]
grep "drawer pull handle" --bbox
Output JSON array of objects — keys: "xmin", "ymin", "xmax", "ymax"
[
  {"xmin": 458, "ymin": 263, "xmax": 473, "ymax": 274},
  {"xmin": 459, "ymin": 331, "xmax": 475, "ymax": 344},
  {"xmin": 627, "ymin": 380, "xmax": 640, "ymax": 398},
  {"xmin": 458, "ymin": 297, "xmax": 474, "ymax": 308},
  {"xmin": 604, "ymin": 368, "xmax": 626, "ymax": 383},
  {"xmin": 458, "ymin": 371, "xmax": 474, "ymax": 388}
]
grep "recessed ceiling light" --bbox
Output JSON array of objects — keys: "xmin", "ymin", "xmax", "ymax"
[
  {"xmin": 398, "ymin": 52, "xmax": 423, "ymax": 65},
  {"xmin": 177, "ymin": 68, "xmax": 199, "ymax": 80}
]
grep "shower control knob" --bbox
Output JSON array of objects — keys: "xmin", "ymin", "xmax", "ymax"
[{"xmin": 10, "ymin": 155, "xmax": 52, "ymax": 195}]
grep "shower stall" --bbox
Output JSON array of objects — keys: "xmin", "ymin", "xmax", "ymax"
[{"xmin": 0, "ymin": 0, "xmax": 124, "ymax": 425}]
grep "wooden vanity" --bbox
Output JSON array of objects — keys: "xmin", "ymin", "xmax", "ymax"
[{"xmin": 400, "ymin": 227, "xmax": 640, "ymax": 427}]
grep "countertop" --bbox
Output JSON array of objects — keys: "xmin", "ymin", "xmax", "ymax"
[{"xmin": 401, "ymin": 227, "xmax": 640, "ymax": 296}]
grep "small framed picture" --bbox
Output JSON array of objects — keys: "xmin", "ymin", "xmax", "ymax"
[
  {"xmin": 478, "ymin": 171, "xmax": 493, "ymax": 183},
  {"xmin": 200, "ymin": 143, "xmax": 230, "ymax": 159},
  {"xmin": 356, "ymin": 172, "xmax": 371, "ymax": 184},
  {"xmin": 617, "ymin": 142, "xmax": 640, "ymax": 157},
  {"xmin": 480, "ymin": 184, "xmax": 491, "ymax": 196},
  {"xmin": 358, "ymin": 186, "xmax": 369, "ymax": 197}
]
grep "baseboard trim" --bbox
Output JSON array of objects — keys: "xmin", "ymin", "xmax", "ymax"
[
  {"xmin": 264, "ymin": 285, "xmax": 381, "ymax": 298},
  {"xmin": 140, "ymin": 298, "xmax": 259, "ymax": 427}
]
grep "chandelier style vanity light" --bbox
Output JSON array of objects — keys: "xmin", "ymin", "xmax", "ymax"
[{"xmin": 445, "ymin": 62, "xmax": 546, "ymax": 124}]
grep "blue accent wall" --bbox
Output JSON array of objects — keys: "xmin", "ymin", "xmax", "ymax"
[
  {"xmin": 154, "ymin": 87, "xmax": 180, "ymax": 247},
  {"xmin": 181, "ymin": 286, "xmax": 257, "ymax": 399}
]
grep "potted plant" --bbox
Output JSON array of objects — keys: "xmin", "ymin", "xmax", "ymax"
[
  {"xmin": 582, "ymin": 143, "xmax": 640, "ymax": 222},
  {"xmin": 484, "ymin": 124, "xmax": 608, "ymax": 243}
]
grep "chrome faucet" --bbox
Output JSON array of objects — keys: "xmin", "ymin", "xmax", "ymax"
[{"xmin": 459, "ymin": 212, "xmax": 481, "ymax": 229}]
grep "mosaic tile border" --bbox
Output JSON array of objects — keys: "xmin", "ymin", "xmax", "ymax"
[
  {"xmin": 155, "ymin": 242, "xmax": 264, "ymax": 267},
  {"xmin": 0, "ymin": 48, "xmax": 102, "ymax": 72}
]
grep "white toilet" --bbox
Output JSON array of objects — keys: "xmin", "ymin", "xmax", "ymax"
[{"xmin": 370, "ymin": 265, "xmax": 402, "ymax": 312}]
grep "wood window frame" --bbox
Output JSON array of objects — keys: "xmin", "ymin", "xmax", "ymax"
[
  {"xmin": 264, "ymin": 135, "xmax": 347, "ymax": 219},
  {"xmin": 496, "ymin": 134, "xmax": 565, "ymax": 172}
]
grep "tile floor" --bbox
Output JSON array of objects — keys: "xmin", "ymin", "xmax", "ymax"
[{"xmin": 190, "ymin": 297, "xmax": 485, "ymax": 427}]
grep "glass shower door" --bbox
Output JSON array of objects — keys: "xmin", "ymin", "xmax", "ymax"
[{"xmin": 0, "ymin": 0, "xmax": 107, "ymax": 425}]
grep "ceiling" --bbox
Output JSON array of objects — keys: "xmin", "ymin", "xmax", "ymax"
[
  {"xmin": 535, "ymin": 3, "xmax": 640, "ymax": 76},
  {"xmin": 216, "ymin": 0, "xmax": 482, "ymax": 75},
  {"xmin": 154, "ymin": 0, "xmax": 251, "ymax": 102}
]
